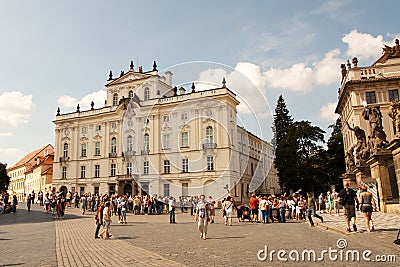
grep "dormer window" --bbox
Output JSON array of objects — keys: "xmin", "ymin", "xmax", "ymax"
[
  {"xmin": 113, "ymin": 93, "xmax": 119, "ymax": 106},
  {"xmin": 144, "ymin": 88, "xmax": 150, "ymax": 101}
]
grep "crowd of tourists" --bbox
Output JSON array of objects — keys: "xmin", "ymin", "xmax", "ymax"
[{"xmin": 1, "ymin": 181, "xmax": 379, "ymax": 238}]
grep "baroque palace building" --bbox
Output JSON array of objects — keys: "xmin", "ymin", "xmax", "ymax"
[
  {"xmin": 335, "ymin": 39, "xmax": 400, "ymax": 213},
  {"xmin": 52, "ymin": 61, "xmax": 279, "ymax": 203},
  {"xmin": 7, "ymin": 144, "xmax": 54, "ymax": 202}
]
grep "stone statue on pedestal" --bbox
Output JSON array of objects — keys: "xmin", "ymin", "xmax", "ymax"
[
  {"xmin": 346, "ymin": 122, "xmax": 369, "ymax": 163},
  {"xmin": 346, "ymin": 147, "xmax": 356, "ymax": 172},
  {"xmin": 362, "ymin": 106, "xmax": 388, "ymax": 149},
  {"xmin": 389, "ymin": 100, "xmax": 400, "ymax": 138}
]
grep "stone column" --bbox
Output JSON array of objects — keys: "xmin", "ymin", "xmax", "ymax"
[
  {"xmin": 387, "ymin": 139, "xmax": 400, "ymax": 200},
  {"xmin": 354, "ymin": 165, "xmax": 373, "ymax": 185},
  {"xmin": 366, "ymin": 149, "xmax": 394, "ymax": 212}
]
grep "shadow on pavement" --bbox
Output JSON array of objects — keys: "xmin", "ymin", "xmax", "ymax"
[
  {"xmin": 0, "ymin": 206, "xmax": 86, "ymax": 226},
  {"xmin": 206, "ymin": 236, "xmax": 244, "ymax": 240},
  {"xmin": 115, "ymin": 236, "xmax": 138, "ymax": 240},
  {"xmin": 0, "ymin": 263, "xmax": 24, "ymax": 266}
]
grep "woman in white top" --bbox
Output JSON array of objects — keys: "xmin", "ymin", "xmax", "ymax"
[{"xmin": 222, "ymin": 196, "xmax": 234, "ymax": 226}]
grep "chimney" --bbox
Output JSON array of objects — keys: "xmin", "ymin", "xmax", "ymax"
[{"xmin": 164, "ymin": 71, "xmax": 173, "ymax": 86}]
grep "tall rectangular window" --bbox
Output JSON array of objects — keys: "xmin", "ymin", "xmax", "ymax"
[
  {"xmin": 110, "ymin": 163, "xmax": 116, "ymax": 177},
  {"xmin": 207, "ymin": 156, "xmax": 214, "ymax": 171},
  {"xmin": 164, "ymin": 160, "xmax": 170, "ymax": 174},
  {"xmin": 181, "ymin": 112, "xmax": 188, "ymax": 121},
  {"xmin": 163, "ymin": 184, "xmax": 170, "ymax": 197},
  {"xmin": 144, "ymin": 134, "xmax": 149, "ymax": 151},
  {"xmin": 182, "ymin": 158, "xmax": 189, "ymax": 173},
  {"xmin": 80, "ymin": 166, "xmax": 86, "ymax": 178},
  {"xmin": 181, "ymin": 132, "xmax": 188, "ymax": 147},
  {"xmin": 163, "ymin": 133, "xmax": 171, "ymax": 149},
  {"xmin": 366, "ymin": 91, "xmax": 377, "ymax": 104},
  {"xmin": 127, "ymin": 162, "xmax": 132, "ymax": 175},
  {"xmin": 94, "ymin": 165, "xmax": 100, "ymax": 178},
  {"xmin": 81, "ymin": 143, "xmax": 87, "ymax": 157},
  {"xmin": 62, "ymin": 167, "xmax": 67, "ymax": 179},
  {"xmin": 95, "ymin": 142, "xmax": 101, "ymax": 156},
  {"xmin": 143, "ymin": 161, "xmax": 149, "ymax": 175},
  {"xmin": 389, "ymin": 89, "xmax": 399, "ymax": 101},
  {"xmin": 111, "ymin": 137, "xmax": 117, "ymax": 153},
  {"xmin": 95, "ymin": 125, "xmax": 101, "ymax": 131}
]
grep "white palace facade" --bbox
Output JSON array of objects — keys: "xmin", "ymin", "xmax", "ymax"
[{"xmin": 52, "ymin": 61, "xmax": 279, "ymax": 203}]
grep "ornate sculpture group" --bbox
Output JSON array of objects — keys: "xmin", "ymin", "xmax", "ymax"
[{"xmin": 346, "ymin": 105, "xmax": 389, "ymax": 172}]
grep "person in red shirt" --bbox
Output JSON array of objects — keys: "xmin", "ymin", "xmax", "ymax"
[{"xmin": 249, "ymin": 193, "xmax": 259, "ymax": 223}]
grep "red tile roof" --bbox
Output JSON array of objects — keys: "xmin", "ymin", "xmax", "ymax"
[{"xmin": 10, "ymin": 144, "xmax": 54, "ymax": 169}]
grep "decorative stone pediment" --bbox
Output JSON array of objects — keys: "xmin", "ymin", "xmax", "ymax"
[
  {"xmin": 93, "ymin": 133, "xmax": 102, "ymax": 141},
  {"xmin": 108, "ymin": 72, "xmax": 151, "ymax": 86},
  {"xmin": 61, "ymin": 136, "xmax": 70, "ymax": 142}
]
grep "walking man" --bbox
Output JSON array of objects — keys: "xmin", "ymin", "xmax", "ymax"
[
  {"xmin": 26, "ymin": 194, "xmax": 31, "ymax": 211},
  {"xmin": 249, "ymin": 193, "xmax": 259, "ymax": 223},
  {"xmin": 339, "ymin": 182, "xmax": 359, "ymax": 232},
  {"xmin": 168, "ymin": 196, "xmax": 176, "ymax": 224},
  {"xmin": 195, "ymin": 195, "xmax": 210, "ymax": 240},
  {"xmin": 306, "ymin": 192, "xmax": 323, "ymax": 226}
]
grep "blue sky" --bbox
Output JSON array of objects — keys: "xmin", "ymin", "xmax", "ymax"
[{"xmin": 1, "ymin": 0, "xmax": 400, "ymax": 166}]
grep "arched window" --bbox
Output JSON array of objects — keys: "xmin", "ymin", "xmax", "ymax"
[
  {"xmin": 144, "ymin": 88, "xmax": 150, "ymax": 101},
  {"xmin": 111, "ymin": 137, "xmax": 117, "ymax": 153},
  {"xmin": 206, "ymin": 126, "xmax": 213, "ymax": 143},
  {"xmin": 127, "ymin": 135, "xmax": 133, "ymax": 152},
  {"xmin": 63, "ymin": 143, "xmax": 69, "ymax": 158},
  {"xmin": 144, "ymin": 133, "xmax": 149, "ymax": 151},
  {"xmin": 113, "ymin": 93, "xmax": 118, "ymax": 106},
  {"xmin": 128, "ymin": 90, "xmax": 133, "ymax": 98}
]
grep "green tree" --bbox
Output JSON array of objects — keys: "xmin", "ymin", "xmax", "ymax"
[
  {"xmin": 273, "ymin": 95, "xmax": 293, "ymax": 145},
  {"xmin": 0, "ymin": 162, "xmax": 10, "ymax": 193},
  {"xmin": 277, "ymin": 121, "xmax": 325, "ymax": 193},
  {"xmin": 325, "ymin": 118, "xmax": 345, "ymax": 190},
  {"xmin": 273, "ymin": 95, "xmax": 293, "ymax": 191}
]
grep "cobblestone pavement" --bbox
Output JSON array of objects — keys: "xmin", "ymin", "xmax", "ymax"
[
  {"xmin": 55, "ymin": 211, "xmax": 185, "ymax": 267},
  {"xmin": 0, "ymin": 204, "xmax": 57, "ymax": 267},
  {"xmin": 1, "ymin": 205, "xmax": 399, "ymax": 267}
]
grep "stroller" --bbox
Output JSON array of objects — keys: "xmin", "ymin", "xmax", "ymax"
[{"xmin": 240, "ymin": 205, "xmax": 251, "ymax": 222}]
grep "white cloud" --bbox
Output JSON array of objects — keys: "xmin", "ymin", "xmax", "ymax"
[
  {"xmin": 197, "ymin": 62, "xmax": 272, "ymax": 119},
  {"xmin": 313, "ymin": 49, "xmax": 342, "ymax": 85},
  {"xmin": 320, "ymin": 102, "xmax": 339, "ymax": 122},
  {"xmin": 58, "ymin": 95, "xmax": 77, "ymax": 108},
  {"xmin": 264, "ymin": 63, "xmax": 314, "ymax": 92},
  {"xmin": 342, "ymin": 29, "xmax": 384, "ymax": 61},
  {"xmin": 0, "ymin": 91, "xmax": 35, "ymax": 129},
  {"xmin": 313, "ymin": 0, "xmax": 347, "ymax": 15},
  {"xmin": 0, "ymin": 132, "xmax": 12, "ymax": 137},
  {"xmin": 58, "ymin": 90, "xmax": 106, "ymax": 111}
]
